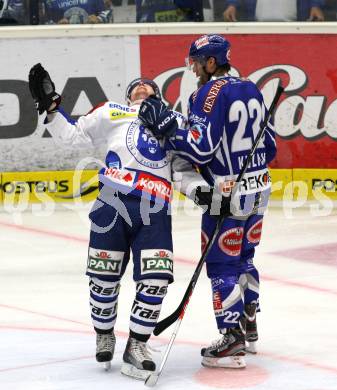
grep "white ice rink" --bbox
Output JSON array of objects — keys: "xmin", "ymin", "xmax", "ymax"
[{"xmin": 1, "ymin": 202, "xmax": 337, "ymax": 390}]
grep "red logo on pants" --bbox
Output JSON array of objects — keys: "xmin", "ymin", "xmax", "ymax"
[
  {"xmin": 247, "ymin": 220, "xmax": 263, "ymax": 244},
  {"xmin": 218, "ymin": 227, "xmax": 244, "ymax": 256}
]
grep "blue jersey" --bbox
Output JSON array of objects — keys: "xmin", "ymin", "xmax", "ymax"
[{"xmin": 170, "ymin": 76, "xmax": 276, "ymax": 200}]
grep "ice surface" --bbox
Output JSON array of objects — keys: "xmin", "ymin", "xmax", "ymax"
[{"xmin": 1, "ymin": 205, "xmax": 336, "ymax": 390}]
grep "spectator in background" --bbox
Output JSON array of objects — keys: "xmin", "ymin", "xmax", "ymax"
[
  {"xmin": 223, "ymin": 0, "xmax": 325, "ymax": 22},
  {"xmin": 41, "ymin": 0, "xmax": 112, "ymax": 24},
  {"xmin": 323, "ymin": 0, "xmax": 337, "ymax": 20},
  {"xmin": 0, "ymin": 0, "xmax": 26, "ymax": 24},
  {"xmin": 136, "ymin": 0, "xmax": 204, "ymax": 22}
]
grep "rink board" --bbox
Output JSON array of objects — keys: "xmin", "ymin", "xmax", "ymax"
[
  {"xmin": 1, "ymin": 169, "xmax": 336, "ymax": 204},
  {"xmin": 0, "ymin": 170, "xmax": 99, "ymax": 204},
  {"xmin": 1, "ymin": 24, "xmax": 337, "ymax": 172}
]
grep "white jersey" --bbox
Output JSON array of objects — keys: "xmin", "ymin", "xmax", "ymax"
[{"xmin": 46, "ymin": 101, "xmax": 185, "ymax": 204}]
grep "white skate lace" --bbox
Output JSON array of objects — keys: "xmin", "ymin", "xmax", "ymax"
[
  {"xmin": 97, "ymin": 333, "xmax": 114, "ymax": 353},
  {"xmin": 210, "ymin": 334, "xmax": 229, "ymax": 349},
  {"xmin": 130, "ymin": 339, "xmax": 152, "ymax": 362}
]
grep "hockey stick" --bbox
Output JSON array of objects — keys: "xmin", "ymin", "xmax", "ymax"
[{"xmin": 145, "ymin": 85, "xmax": 284, "ymax": 387}]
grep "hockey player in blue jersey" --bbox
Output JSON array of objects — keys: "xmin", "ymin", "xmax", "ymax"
[
  {"xmin": 138, "ymin": 34, "xmax": 277, "ymax": 369},
  {"xmin": 28, "ymin": 65, "xmax": 187, "ymax": 380}
]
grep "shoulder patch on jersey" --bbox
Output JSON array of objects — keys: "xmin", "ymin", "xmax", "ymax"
[
  {"xmin": 203, "ymin": 79, "xmax": 228, "ymax": 113},
  {"xmin": 187, "ymin": 124, "xmax": 204, "ymax": 145}
]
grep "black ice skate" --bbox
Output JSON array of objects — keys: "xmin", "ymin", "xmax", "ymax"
[
  {"xmin": 244, "ymin": 303, "xmax": 258, "ymax": 354},
  {"xmin": 121, "ymin": 337, "xmax": 156, "ymax": 380},
  {"xmin": 201, "ymin": 327, "xmax": 246, "ymax": 368},
  {"xmin": 96, "ymin": 331, "xmax": 116, "ymax": 371}
]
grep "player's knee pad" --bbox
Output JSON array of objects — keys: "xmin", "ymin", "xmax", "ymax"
[
  {"xmin": 89, "ymin": 276, "xmax": 120, "ymax": 331},
  {"xmin": 129, "ymin": 279, "xmax": 169, "ymax": 336},
  {"xmin": 211, "ymin": 275, "xmax": 243, "ymax": 330}
]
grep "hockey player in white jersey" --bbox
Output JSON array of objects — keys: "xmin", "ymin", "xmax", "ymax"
[{"xmin": 28, "ymin": 64, "xmax": 183, "ymax": 380}]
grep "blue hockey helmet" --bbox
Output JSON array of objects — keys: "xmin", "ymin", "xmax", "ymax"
[
  {"xmin": 125, "ymin": 77, "xmax": 161, "ymax": 104},
  {"xmin": 186, "ymin": 34, "xmax": 231, "ymax": 68}
]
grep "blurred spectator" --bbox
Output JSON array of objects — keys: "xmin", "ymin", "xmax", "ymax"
[
  {"xmin": 223, "ymin": 0, "xmax": 325, "ymax": 22},
  {"xmin": 136, "ymin": 0, "xmax": 204, "ymax": 22},
  {"xmin": 111, "ymin": 0, "xmax": 136, "ymax": 22},
  {"xmin": 0, "ymin": 0, "xmax": 26, "ymax": 24},
  {"xmin": 324, "ymin": 0, "xmax": 337, "ymax": 20},
  {"xmin": 41, "ymin": 0, "xmax": 112, "ymax": 24}
]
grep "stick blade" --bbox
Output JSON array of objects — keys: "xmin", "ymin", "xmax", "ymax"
[{"xmin": 144, "ymin": 373, "xmax": 159, "ymax": 387}]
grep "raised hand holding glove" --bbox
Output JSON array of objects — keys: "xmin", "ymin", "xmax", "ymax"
[
  {"xmin": 139, "ymin": 96, "xmax": 178, "ymax": 139},
  {"xmin": 28, "ymin": 63, "xmax": 61, "ymax": 115}
]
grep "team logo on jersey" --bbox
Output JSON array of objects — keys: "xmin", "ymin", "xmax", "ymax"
[
  {"xmin": 247, "ymin": 220, "xmax": 263, "ymax": 244},
  {"xmin": 87, "ymin": 248, "xmax": 124, "ymax": 276},
  {"xmin": 126, "ymin": 121, "xmax": 169, "ymax": 169},
  {"xmin": 187, "ymin": 124, "xmax": 204, "ymax": 145},
  {"xmin": 141, "ymin": 249, "xmax": 173, "ymax": 276},
  {"xmin": 218, "ymin": 227, "xmax": 244, "ymax": 256}
]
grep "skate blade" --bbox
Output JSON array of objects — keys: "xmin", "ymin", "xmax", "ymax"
[
  {"xmin": 121, "ymin": 362, "xmax": 154, "ymax": 381},
  {"xmin": 102, "ymin": 361, "xmax": 111, "ymax": 371},
  {"xmin": 245, "ymin": 341, "xmax": 257, "ymax": 354},
  {"xmin": 145, "ymin": 373, "xmax": 159, "ymax": 387},
  {"xmin": 202, "ymin": 355, "xmax": 246, "ymax": 369}
]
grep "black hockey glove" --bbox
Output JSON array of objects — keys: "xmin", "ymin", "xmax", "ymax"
[
  {"xmin": 139, "ymin": 96, "xmax": 178, "ymax": 139},
  {"xmin": 194, "ymin": 186, "xmax": 231, "ymax": 218},
  {"xmin": 28, "ymin": 63, "xmax": 61, "ymax": 115}
]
